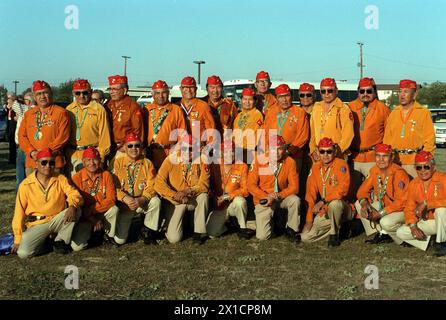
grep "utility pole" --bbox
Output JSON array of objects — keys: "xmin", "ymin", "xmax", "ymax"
[
  {"xmin": 122, "ymin": 56, "xmax": 131, "ymax": 76},
  {"xmin": 357, "ymin": 42, "xmax": 364, "ymax": 79},
  {"xmin": 13, "ymin": 80, "xmax": 19, "ymax": 95},
  {"xmin": 193, "ymin": 60, "xmax": 205, "ymax": 85}
]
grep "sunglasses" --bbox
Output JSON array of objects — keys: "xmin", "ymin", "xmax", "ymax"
[
  {"xmin": 74, "ymin": 91, "xmax": 90, "ymax": 96},
  {"xmin": 39, "ymin": 160, "xmax": 55, "ymax": 167},
  {"xmin": 319, "ymin": 149, "xmax": 334, "ymax": 155},
  {"xmin": 299, "ymin": 93, "xmax": 313, "ymax": 98},
  {"xmin": 320, "ymin": 89, "xmax": 334, "ymax": 94},
  {"xmin": 359, "ymin": 89, "xmax": 374, "ymax": 94},
  {"xmin": 415, "ymin": 165, "xmax": 432, "ymax": 171},
  {"xmin": 127, "ymin": 143, "xmax": 141, "ymax": 149}
]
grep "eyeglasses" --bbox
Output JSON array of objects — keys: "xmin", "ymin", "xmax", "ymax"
[
  {"xmin": 127, "ymin": 143, "xmax": 141, "ymax": 149},
  {"xmin": 320, "ymin": 89, "xmax": 334, "ymax": 94},
  {"xmin": 39, "ymin": 160, "xmax": 55, "ymax": 167},
  {"xmin": 415, "ymin": 165, "xmax": 432, "ymax": 171},
  {"xmin": 319, "ymin": 149, "xmax": 334, "ymax": 155},
  {"xmin": 74, "ymin": 91, "xmax": 90, "ymax": 96},
  {"xmin": 359, "ymin": 89, "xmax": 374, "ymax": 94},
  {"xmin": 299, "ymin": 93, "xmax": 313, "ymax": 98}
]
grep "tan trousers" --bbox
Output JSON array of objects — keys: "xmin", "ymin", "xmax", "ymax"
[
  {"xmin": 301, "ymin": 200, "xmax": 352, "ymax": 243},
  {"xmin": 115, "ymin": 196, "xmax": 161, "ymax": 245},
  {"xmin": 402, "ymin": 164, "xmax": 417, "ymax": 179},
  {"xmin": 17, "ymin": 208, "xmax": 81, "ymax": 259},
  {"xmin": 164, "ymin": 193, "xmax": 209, "ymax": 244},
  {"xmin": 351, "ymin": 161, "xmax": 375, "ymax": 196},
  {"xmin": 396, "ymin": 208, "xmax": 446, "ymax": 251},
  {"xmin": 70, "ymin": 206, "xmax": 119, "ymax": 251},
  {"xmin": 206, "ymin": 196, "xmax": 247, "ymax": 237},
  {"xmin": 254, "ymin": 195, "xmax": 301, "ymax": 241}
]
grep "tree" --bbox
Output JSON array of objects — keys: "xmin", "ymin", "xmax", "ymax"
[
  {"xmin": 0, "ymin": 85, "xmax": 8, "ymax": 106},
  {"xmin": 417, "ymin": 81, "xmax": 446, "ymax": 106},
  {"xmin": 386, "ymin": 92, "xmax": 399, "ymax": 109},
  {"xmin": 53, "ymin": 79, "xmax": 77, "ymax": 103}
]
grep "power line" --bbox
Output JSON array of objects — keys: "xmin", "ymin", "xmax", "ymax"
[{"xmin": 365, "ymin": 53, "xmax": 446, "ymax": 71}]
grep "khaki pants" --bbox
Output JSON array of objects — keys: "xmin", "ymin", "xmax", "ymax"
[
  {"xmin": 70, "ymin": 206, "xmax": 119, "ymax": 251},
  {"xmin": 402, "ymin": 164, "xmax": 417, "ymax": 179},
  {"xmin": 206, "ymin": 196, "xmax": 247, "ymax": 237},
  {"xmin": 351, "ymin": 161, "xmax": 375, "ymax": 196},
  {"xmin": 17, "ymin": 208, "xmax": 81, "ymax": 259},
  {"xmin": 254, "ymin": 195, "xmax": 301, "ymax": 241},
  {"xmin": 115, "ymin": 196, "xmax": 161, "ymax": 245},
  {"xmin": 301, "ymin": 200, "xmax": 352, "ymax": 243},
  {"xmin": 396, "ymin": 208, "xmax": 446, "ymax": 251},
  {"xmin": 164, "ymin": 193, "xmax": 209, "ymax": 244}
]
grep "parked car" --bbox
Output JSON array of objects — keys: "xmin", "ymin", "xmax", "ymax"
[{"xmin": 430, "ymin": 108, "xmax": 446, "ymax": 147}]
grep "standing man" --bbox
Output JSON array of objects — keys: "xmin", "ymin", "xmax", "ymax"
[
  {"xmin": 145, "ymin": 80, "xmax": 187, "ymax": 170},
  {"xmin": 5, "ymin": 92, "xmax": 20, "ymax": 164},
  {"xmin": 254, "ymin": 70, "xmax": 277, "ymax": 116},
  {"xmin": 203, "ymin": 75, "xmax": 238, "ymax": 140},
  {"xmin": 71, "ymin": 147, "xmax": 120, "ymax": 251},
  {"xmin": 355, "ymin": 144, "xmax": 409, "ymax": 244},
  {"xmin": 18, "ymin": 80, "xmax": 70, "ymax": 175},
  {"xmin": 111, "ymin": 133, "xmax": 161, "ymax": 245},
  {"xmin": 299, "ymin": 83, "xmax": 316, "ymax": 115},
  {"xmin": 154, "ymin": 135, "xmax": 210, "ymax": 245},
  {"xmin": 349, "ymin": 78, "xmax": 390, "ymax": 191},
  {"xmin": 66, "ymin": 79, "xmax": 111, "ymax": 176},
  {"xmin": 91, "ymin": 89, "xmax": 106, "ymax": 105},
  {"xmin": 106, "ymin": 75, "xmax": 144, "ymax": 165},
  {"xmin": 309, "ymin": 78, "xmax": 354, "ymax": 162},
  {"xmin": 11, "ymin": 148, "xmax": 83, "ymax": 258},
  {"xmin": 301, "ymin": 138, "xmax": 353, "ymax": 247},
  {"xmin": 396, "ymin": 151, "xmax": 446, "ymax": 256},
  {"xmin": 262, "ymin": 84, "xmax": 309, "ymax": 173},
  {"xmin": 247, "ymin": 135, "xmax": 301, "ymax": 243},
  {"xmin": 384, "ymin": 80, "xmax": 435, "ymax": 178}
]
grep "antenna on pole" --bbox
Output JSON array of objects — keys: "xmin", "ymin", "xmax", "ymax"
[{"xmin": 357, "ymin": 42, "xmax": 365, "ymax": 79}]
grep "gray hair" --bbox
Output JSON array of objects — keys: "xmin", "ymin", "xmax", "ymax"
[
  {"xmin": 7, "ymin": 92, "xmax": 16, "ymax": 99},
  {"xmin": 24, "ymin": 92, "xmax": 36, "ymax": 104},
  {"xmin": 92, "ymin": 89, "xmax": 104, "ymax": 99}
]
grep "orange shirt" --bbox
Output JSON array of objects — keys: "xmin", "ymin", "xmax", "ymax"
[
  {"xmin": 309, "ymin": 97, "xmax": 354, "ymax": 155},
  {"xmin": 356, "ymin": 163, "xmax": 409, "ymax": 213},
  {"xmin": 204, "ymin": 96, "xmax": 238, "ymax": 136},
  {"xmin": 383, "ymin": 102, "xmax": 436, "ymax": 165},
  {"xmin": 12, "ymin": 172, "xmax": 84, "ymax": 244},
  {"xmin": 256, "ymin": 92, "xmax": 278, "ymax": 116},
  {"xmin": 106, "ymin": 95, "xmax": 144, "ymax": 146},
  {"xmin": 404, "ymin": 171, "xmax": 446, "ymax": 225},
  {"xmin": 154, "ymin": 154, "xmax": 210, "ymax": 205},
  {"xmin": 210, "ymin": 162, "xmax": 248, "ymax": 209},
  {"xmin": 233, "ymin": 108, "xmax": 264, "ymax": 150},
  {"xmin": 18, "ymin": 105, "xmax": 70, "ymax": 169},
  {"xmin": 305, "ymin": 158, "xmax": 350, "ymax": 222},
  {"xmin": 178, "ymin": 98, "xmax": 215, "ymax": 143},
  {"xmin": 247, "ymin": 154, "xmax": 299, "ymax": 205},
  {"xmin": 72, "ymin": 168, "xmax": 116, "ymax": 216},
  {"xmin": 263, "ymin": 105, "xmax": 309, "ymax": 157},
  {"xmin": 349, "ymin": 98, "xmax": 390, "ymax": 162}
]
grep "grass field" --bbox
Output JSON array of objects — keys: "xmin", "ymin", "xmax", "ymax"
[{"xmin": 1, "ymin": 142, "xmax": 446, "ymax": 300}]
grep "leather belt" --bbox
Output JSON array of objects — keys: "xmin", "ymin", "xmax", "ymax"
[
  {"xmin": 394, "ymin": 147, "xmax": 422, "ymax": 155},
  {"xmin": 351, "ymin": 145, "xmax": 376, "ymax": 153},
  {"xmin": 69, "ymin": 145, "xmax": 95, "ymax": 151},
  {"xmin": 25, "ymin": 215, "xmax": 47, "ymax": 223}
]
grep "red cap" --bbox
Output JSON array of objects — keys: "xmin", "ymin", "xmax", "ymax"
[
  {"xmin": 275, "ymin": 84, "xmax": 291, "ymax": 96},
  {"xmin": 73, "ymin": 79, "xmax": 91, "ymax": 91},
  {"xmin": 415, "ymin": 151, "xmax": 434, "ymax": 163},
  {"xmin": 399, "ymin": 79, "xmax": 417, "ymax": 89},
  {"xmin": 152, "ymin": 80, "xmax": 168, "ymax": 90},
  {"xmin": 181, "ymin": 76, "xmax": 196, "ymax": 86},
  {"xmin": 320, "ymin": 78, "xmax": 337, "ymax": 88},
  {"xmin": 299, "ymin": 83, "xmax": 315, "ymax": 92},
  {"xmin": 108, "ymin": 75, "xmax": 128, "ymax": 86},
  {"xmin": 318, "ymin": 137, "xmax": 334, "ymax": 148},
  {"xmin": 241, "ymin": 87, "xmax": 255, "ymax": 97},
  {"xmin": 269, "ymin": 135, "xmax": 287, "ymax": 148},
  {"xmin": 359, "ymin": 77, "xmax": 376, "ymax": 88},
  {"xmin": 83, "ymin": 147, "xmax": 100, "ymax": 159},
  {"xmin": 125, "ymin": 132, "xmax": 141, "ymax": 143},
  {"xmin": 374, "ymin": 144, "xmax": 392, "ymax": 154},
  {"xmin": 206, "ymin": 75, "xmax": 222, "ymax": 86},
  {"xmin": 32, "ymin": 80, "xmax": 50, "ymax": 92},
  {"xmin": 36, "ymin": 148, "xmax": 53, "ymax": 160},
  {"xmin": 256, "ymin": 71, "xmax": 270, "ymax": 81}
]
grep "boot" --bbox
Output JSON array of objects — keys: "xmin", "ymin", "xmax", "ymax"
[
  {"xmin": 141, "ymin": 226, "xmax": 158, "ymax": 245},
  {"xmin": 285, "ymin": 226, "xmax": 301, "ymax": 245},
  {"xmin": 328, "ymin": 234, "xmax": 341, "ymax": 247}
]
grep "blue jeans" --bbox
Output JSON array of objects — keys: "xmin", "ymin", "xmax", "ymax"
[{"xmin": 16, "ymin": 147, "xmax": 26, "ymax": 191}]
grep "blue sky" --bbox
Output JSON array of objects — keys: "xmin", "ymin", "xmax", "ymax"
[{"xmin": 1, "ymin": 0, "xmax": 445, "ymax": 93}]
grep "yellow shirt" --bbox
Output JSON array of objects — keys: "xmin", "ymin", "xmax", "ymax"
[
  {"xmin": 233, "ymin": 108, "xmax": 264, "ymax": 149},
  {"xmin": 111, "ymin": 156, "xmax": 157, "ymax": 201},
  {"xmin": 66, "ymin": 100, "xmax": 111, "ymax": 161},
  {"xmin": 383, "ymin": 101, "xmax": 435, "ymax": 165},
  {"xmin": 310, "ymin": 97, "xmax": 354, "ymax": 154},
  {"xmin": 12, "ymin": 172, "xmax": 84, "ymax": 244}
]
